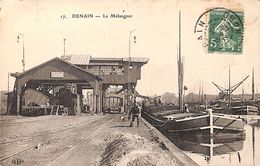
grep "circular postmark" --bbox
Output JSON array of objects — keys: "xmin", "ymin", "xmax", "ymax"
[
  {"xmin": 11, "ymin": 158, "xmax": 24, "ymax": 165},
  {"xmin": 194, "ymin": 7, "xmax": 244, "ymax": 54}
]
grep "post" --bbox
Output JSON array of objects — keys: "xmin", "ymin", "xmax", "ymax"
[
  {"xmin": 7, "ymin": 72, "xmax": 10, "ymax": 93},
  {"xmin": 93, "ymin": 94, "xmax": 96, "ymax": 115},
  {"xmin": 96, "ymin": 95, "xmax": 100, "ymax": 113},
  {"xmin": 17, "ymin": 94, "xmax": 20, "ymax": 115},
  {"xmin": 208, "ymin": 109, "xmax": 213, "ymax": 135},
  {"xmin": 102, "ymin": 86, "xmax": 108, "ymax": 114},
  {"xmin": 22, "ymin": 38, "xmax": 25, "ymax": 72},
  {"xmin": 204, "ymin": 94, "xmax": 207, "ymax": 109},
  {"xmin": 209, "ymin": 138, "xmax": 213, "ymax": 161},
  {"xmin": 201, "ymin": 82, "xmax": 204, "ymax": 103},
  {"xmin": 17, "ymin": 33, "xmax": 25, "ymax": 72},
  {"xmin": 63, "ymin": 38, "xmax": 66, "ymax": 58},
  {"xmin": 178, "ymin": 11, "xmax": 184, "ymax": 112},
  {"xmin": 198, "ymin": 83, "xmax": 201, "ymax": 103},
  {"xmin": 76, "ymin": 94, "xmax": 81, "ymax": 115},
  {"xmin": 127, "ymin": 29, "xmax": 135, "ymax": 111}
]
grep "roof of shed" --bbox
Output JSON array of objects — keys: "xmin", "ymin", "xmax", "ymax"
[
  {"xmin": 63, "ymin": 54, "xmax": 91, "ymax": 65},
  {"xmin": 11, "ymin": 57, "xmax": 101, "ymax": 81},
  {"xmin": 63, "ymin": 55, "xmax": 149, "ymax": 65}
]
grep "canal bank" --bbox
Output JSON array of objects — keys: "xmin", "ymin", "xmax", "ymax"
[
  {"xmin": 48, "ymin": 114, "xmax": 199, "ymax": 166},
  {"xmin": 141, "ymin": 116, "xmax": 199, "ymax": 166}
]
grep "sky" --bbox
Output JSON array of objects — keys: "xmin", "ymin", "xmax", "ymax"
[{"xmin": 0, "ymin": 0, "xmax": 260, "ymax": 96}]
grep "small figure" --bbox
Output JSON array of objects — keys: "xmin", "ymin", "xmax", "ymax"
[
  {"xmin": 128, "ymin": 103, "xmax": 140, "ymax": 127},
  {"xmin": 158, "ymin": 98, "xmax": 162, "ymax": 106},
  {"xmin": 141, "ymin": 100, "xmax": 146, "ymax": 111},
  {"xmin": 184, "ymin": 103, "xmax": 189, "ymax": 112}
]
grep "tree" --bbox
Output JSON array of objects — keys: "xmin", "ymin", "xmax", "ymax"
[{"xmin": 161, "ymin": 92, "xmax": 178, "ymax": 104}]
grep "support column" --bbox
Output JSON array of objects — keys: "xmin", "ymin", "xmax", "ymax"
[
  {"xmin": 90, "ymin": 80, "xmax": 102, "ymax": 115},
  {"xmin": 97, "ymin": 95, "xmax": 100, "ymax": 113},
  {"xmin": 77, "ymin": 85, "xmax": 83, "ymax": 95},
  {"xmin": 77, "ymin": 84, "xmax": 83, "ymax": 115},
  {"xmin": 16, "ymin": 82, "xmax": 21, "ymax": 116},
  {"xmin": 92, "ymin": 94, "xmax": 96, "ymax": 115},
  {"xmin": 17, "ymin": 94, "xmax": 20, "ymax": 116},
  {"xmin": 99, "ymin": 83, "xmax": 103, "ymax": 113},
  {"xmin": 101, "ymin": 85, "xmax": 108, "ymax": 114},
  {"xmin": 126, "ymin": 83, "xmax": 133, "ymax": 113},
  {"xmin": 76, "ymin": 94, "xmax": 81, "ymax": 115},
  {"xmin": 124, "ymin": 89, "xmax": 127, "ymax": 113},
  {"xmin": 209, "ymin": 109, "xmax": 213, "ymax": 135}
]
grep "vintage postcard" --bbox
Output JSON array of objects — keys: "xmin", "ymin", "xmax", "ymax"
[{"xmin": 0, "ymin": 0, "xmax": 260, "ymax": 166}]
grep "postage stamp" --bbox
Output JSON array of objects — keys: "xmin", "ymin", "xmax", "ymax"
[{"xmin": 194, "ymin": 8, "xmax": 244, "ymax": 54}]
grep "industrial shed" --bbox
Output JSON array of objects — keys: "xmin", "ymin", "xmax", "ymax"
[
  {"xmin": 7, "ymin": 57, "xmax": 102, "ymax": 116},
  {"xmin": 64, "ymin": 55, "xmax": 149, "ymax": 112}
]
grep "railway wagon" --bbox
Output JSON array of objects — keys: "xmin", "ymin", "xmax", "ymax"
[{"xmin": 104, "ymin": 96, "xmax": 123, "ymax": 113}]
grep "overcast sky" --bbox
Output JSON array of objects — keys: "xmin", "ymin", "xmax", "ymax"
[{"xmin": 0, "ymin": 0, "xmax": 259, "ymax": 96}]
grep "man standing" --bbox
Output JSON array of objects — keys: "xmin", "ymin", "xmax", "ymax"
[{"xmin": 128, "ymin": 103, "xmax": 140, "ymax": 127}]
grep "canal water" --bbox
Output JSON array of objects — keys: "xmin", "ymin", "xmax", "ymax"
[{"xmin": 167, "ymin": 119, "xmax": 260, "ymax": 166}]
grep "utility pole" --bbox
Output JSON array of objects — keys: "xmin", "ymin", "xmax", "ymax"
[
  {"xmin": 7, "ymin": 72, "xmax": 10, "ymax": 93},
  {"xmin": 64, "ymin": 38, "xmax": 66, "ymax": 58},
  {"xmin": 62, "ymin": 38, "xmax": 66, "ymax": 58},
  {"xmin": 127, "ymin": 29, "xmax": 136, "ymax": 110},
  {"xmin": 177, "ymin": 10, "xmax": 184, "ymax": 112},
  {"xmin": 17, "ymin": 33, "xmax": 25, "ymax": 72},
  {"xmin": 199, "ymin": 82, "xmax": 201, "ymax": 103},
  {"xmin": 201, "ymin": 82, "xmax": 204, "ymax": 103}
]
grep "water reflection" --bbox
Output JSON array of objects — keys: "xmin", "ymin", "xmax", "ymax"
[
  {"xmin": 168, "ymin": 131, "xmax": 245, "ymax": 164},
  {"xmin": 252, "ymin": 125, "xmax": 255, "ymax": 166},
  {"xmin": 165, "ymin": 119, "xmax": 260, "ymax": 166}
]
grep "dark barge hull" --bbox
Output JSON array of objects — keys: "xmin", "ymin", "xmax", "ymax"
[{"xmin": 142, "ymin": 110, "xmax": 244, "ymax": 133}]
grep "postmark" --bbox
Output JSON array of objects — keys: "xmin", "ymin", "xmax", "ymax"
[
  {"xmin": 11, "ymin": 158, "xmax": 24, "ymax": 165},
  {"xmin": 194, "ymin": 7, "xmax": 244, "ymax": 54}
]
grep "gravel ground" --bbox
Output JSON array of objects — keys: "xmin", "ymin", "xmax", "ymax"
[{"xmin": 99, "ymin": 131, "xmax": 178, "ymax": 166}]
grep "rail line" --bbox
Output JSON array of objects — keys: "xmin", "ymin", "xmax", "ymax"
[
  {"xmin": 47, "ymin": 116, "xmax": 115, "ymax": 166},
  {"xmin": 0, "ymin": 118, "xmax": 99, "ymax": 145},
  {"xmin": 0, "ymin": 116, "xmax": 72, "ymax": 127},
  {"xmin": 0, "ymin": 116, "xmax": 115, "ymax": 162}
]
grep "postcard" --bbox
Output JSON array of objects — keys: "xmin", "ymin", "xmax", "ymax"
[{"xmin": 0, "ymin": 1, "xmax": 259, "ymax": 166}]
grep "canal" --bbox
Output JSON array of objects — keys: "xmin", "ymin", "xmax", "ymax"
[{"xmin": 166, "ymin": 119, "xmax": 260, "ymax": 166}]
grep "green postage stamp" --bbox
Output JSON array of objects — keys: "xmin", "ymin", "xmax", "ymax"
[{"xmin": 195, "ymin": 8, "xmax": 244, "ymax": 54}]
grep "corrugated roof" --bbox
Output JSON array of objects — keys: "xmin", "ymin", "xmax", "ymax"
[
  {"xmin": 63, "ymin": 55, "xmax": 149, "ymax": 65},
  {"xmin": 122, "ymin": 57, "xmax": 149, "ymax": 63},
  {"xmin": 90, "ymin": 57, "xmax": 123, "ymax": 61},
  {"xmin": 87, "ymin": 63, "xmax": 120, "ymax": 66},
  {"xmin": 64, "ymin": 55, "xmax": 91, "ymax": 65}
]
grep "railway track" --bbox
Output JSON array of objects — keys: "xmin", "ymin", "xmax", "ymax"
[
  {"xmin": 0, "ymin": 118, "xmax": 98, "ymax": 145},
  {"xmin": 47, "ymin": 116, "xmax": 115, "ymax": 166},
  {"xmin": 0, "ymin": 116, "xmax": 67, "ymax": 127},
  {"xmin": 0, "ymin": 115, "xmax": 115, "ymax": 164}
]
